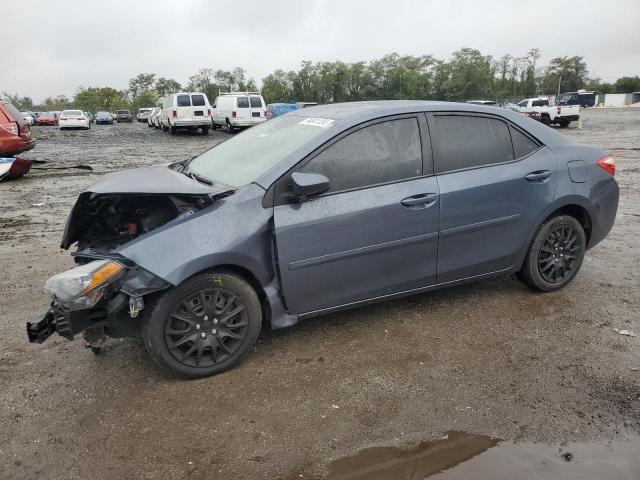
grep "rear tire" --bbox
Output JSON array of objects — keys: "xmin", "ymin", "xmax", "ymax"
[
  {"xmin": 226, "ymin": 120, "xmax": 234, "ymax": 133},
  {"xmin": 558, "ymin": 120, "xmax": 570, "ymax": 128},
  {"xmin": 169, "ymin": 125, "xmax": 176, "ymax": 135},
  {"xmin": 202, "ymin": 126, "xmax": 209, "ymax": 135},
  {"xmin": 518, "ymin": 215, "xmax": 586, "ymax": 292},
  {"xmin": 143, "ymin": 271, "xmax": 262, "ymax": 379}
]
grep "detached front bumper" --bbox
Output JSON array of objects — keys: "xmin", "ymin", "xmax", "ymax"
[{"xmin": 27, "ymin": 306, "xmax": 107, "ymax": 343}]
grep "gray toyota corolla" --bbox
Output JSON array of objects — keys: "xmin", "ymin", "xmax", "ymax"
[{"xmin": 28, "ymin": 101, "xmax": 619, "ymax": 378}]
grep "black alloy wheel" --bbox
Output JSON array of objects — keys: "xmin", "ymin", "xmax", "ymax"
[
  {"xmin": 165, "ymin": 288, "xmax": 248, "ymax": 368},
  {"xmin": 143, "ymin": 272, "xmax": 262, "ymax": 378},
  {"xmin": 518, "ymin": 215, "xmax": 586, "ymax": 292},
  {"xmin": 537, "ymin": 225, "xmax": 581, "ymax": 284}
]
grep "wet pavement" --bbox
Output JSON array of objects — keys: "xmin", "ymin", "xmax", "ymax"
[{"xmin": 0, "ymin": 110, "xmax": 639, "ymax": 479}]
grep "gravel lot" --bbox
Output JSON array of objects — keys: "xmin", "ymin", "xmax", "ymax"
[{"xmin": 1, "ymin": 109, "xmax": 639, "ymax": 479}]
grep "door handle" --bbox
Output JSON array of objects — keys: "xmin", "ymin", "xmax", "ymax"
[
  {"xmin": 401, "ymin": 193, "xmax": 438, "ymax": 208},
  {"xmin": 525, "ymin": 170, "xmax": 552, "ymax": 182}
]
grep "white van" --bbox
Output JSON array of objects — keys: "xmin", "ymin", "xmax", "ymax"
[
  {"xmin": 161, "ymin": 92, "xmax": 212, "ymax": 135},
  {"xmin": 212, "ymin": 92, "xmax": 266, "ymax": 132}
]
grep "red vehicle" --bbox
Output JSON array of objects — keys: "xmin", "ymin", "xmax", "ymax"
[
  {"xmin": 0, "ymin": 99, "xmax": 36, "ymax": 156},
  {"xmin": 36, "ymin": 112, "xmax": 59, "ymax": 126}
]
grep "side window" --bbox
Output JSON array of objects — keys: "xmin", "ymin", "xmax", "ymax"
[
  {"xmin": 177, "ymin": 95, "xmax": 191, "ymax": 107},
  {"xmin": 510, "ymin": 126, "xmax": 540, "ymax": 158},
  {"xmin": 212, "ymin": 97, "xmax": 218, "ymax": 108},
  {"xmin": 432, "ymin": 115, "xmax": 514, "ymax": 174},
  {"xmin": 237, "ymin": 97, "xmax": 249, "ymax": 108},
  {"xmin": 299, "ymin": 118, "xmax": 422, "ymax": 193},
  {"xmin": 191, "ymin": 94, "xmax": 205, "ymax": 106},
  {"xmin": 518, "ymin": 100, "xmax": 528, "ymax": 107}
]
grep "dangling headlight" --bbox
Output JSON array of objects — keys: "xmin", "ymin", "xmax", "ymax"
[{"xmin": 44, "ymin": 260, "xmax": 124, "ymax": 310}]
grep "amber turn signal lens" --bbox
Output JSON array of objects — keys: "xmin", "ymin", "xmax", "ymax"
[{"xmin": 82, "ymin": 261, "xmax": 124, "ymax": 293}]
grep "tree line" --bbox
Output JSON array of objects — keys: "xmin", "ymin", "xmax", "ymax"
[{"xmin": 5, "ymin": 48, "xmax": 640, "ymax": 112}]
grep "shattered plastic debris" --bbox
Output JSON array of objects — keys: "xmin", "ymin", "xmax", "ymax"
[{"xmin": 614, "ymin": 329, "xmax": 637, "ymax": 337}]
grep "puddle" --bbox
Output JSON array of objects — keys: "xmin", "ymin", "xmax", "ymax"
[{"xmin": 302, "ymin": 431, "xmax": 640, "ymax": 480}]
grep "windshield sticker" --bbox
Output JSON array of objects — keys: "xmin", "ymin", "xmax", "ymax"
[{"xmin": 299, "ymin": 117, "xmax": 334, "ymax": 128}]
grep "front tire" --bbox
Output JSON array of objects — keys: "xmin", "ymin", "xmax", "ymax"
[
  {"xmin": 518, "ymin": 215, "xmax": 586, "ymax": 292},
  {"xmin": 143, "ymin": 272, "xmax": 262, "ymax": 379}
]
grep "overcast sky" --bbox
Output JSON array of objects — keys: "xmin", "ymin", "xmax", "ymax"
[{"xmin": 4, "ymin": 0, "xmax": 639, "ymax": 102}]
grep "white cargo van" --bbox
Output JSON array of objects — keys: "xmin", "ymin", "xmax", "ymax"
[
  {"xmin": 160, "ymin": 92, "xmax": 212, "ymax": 135},
  {"xmin": 212, "ymin": 92, "xmax": 266, "ymax": 133}
]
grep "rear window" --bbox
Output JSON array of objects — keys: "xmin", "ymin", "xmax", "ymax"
[
  {"xmin": 191, "ymin": 95, "xmax": 206, "ymax": 106},
  {"xmin": 237, "ymin": 97, "xmax": 249, "ymax": 108},
  {"xmin": 62, "ymin": 110, "xmax": 83, "ymax": 116},
  {"xmin": 117, "ymin": 110, "xmax": 130, "ymax": 114},
  {"xmin": 432, "ymin": 115, "xmax": 514, "ymax": 173},
  {"xmin": 249, "ymin": 97, "xmax": 262, "ymax": 108},
  {"xmin": 177, "ymin": 95, "xmax": 191, "ymax": 107},
  {"xmin": 3, "ymin": 102, "xmax": 22, "ymax": 121}
]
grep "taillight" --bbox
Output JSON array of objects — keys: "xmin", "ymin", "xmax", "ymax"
[
  {"xmin": 597, "ymin": 156, "xmax": 615, "ymax": 176},
  {"xmin": 232, "ymin": 111, "xmax": 236, "ymax": 118},
  {"xmin": 207, "ymin": 108, "xmax": 211, "ymax": 116},
  {"xmin": 263, "ymin": 110, "xmax": 267, "ymax": 117},
  {"xmin": 557, "ymin": 107, "xmax": 561, "ymax": 116},
  {"xmin": 172, "ymin": 110, "xmax": 177, "ymax": 118},
  {"xmin": 0, "ymin": 122, "xmax": 19, "ymax": 136}
]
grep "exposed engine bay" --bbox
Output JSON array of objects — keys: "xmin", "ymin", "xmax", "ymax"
[{"xmin": 61, "ymin": 193, "xmax": 215, "ymax": 251}]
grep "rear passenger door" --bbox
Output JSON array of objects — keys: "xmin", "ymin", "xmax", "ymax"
[
  {"xmin": 273, "ymin": 115, "xmax": 440, "ymax": 314},
  {"xmin": 190, "ymin": 94, "xmax": 208, "ymax": 120},
  {"xmin": 176, "ymin": 94, "xmax": 191, "ymax": 120},
  {"xmin": 249, "ymin": 96, "xmax": 265, "ymax": 123},
  {"xmin": 235, "ymin": 96, "xmax": 250, "ymax": 123},
  {"xmin": 429, "ymin": 113, "xmax": 557, "ymax": 283}
]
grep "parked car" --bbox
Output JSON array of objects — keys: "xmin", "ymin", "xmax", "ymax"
[
  {"xmin": 161, "ymin": 92, "xmax": 212, "ymax": 135},
  {"xmin": 211, "ymin": 92, "xmax": 265, "ymax": 133},
  {"xmin": 36, "ymin": 112, "xmax": 59, "ymax": 126},
  {"xmin": 116, "ymin": 109, "xmax": 133, "ymax": 123},
  {"xmin": 84, "ymin": 112, "xmax": 94, "ymax": 123},
  {"xmin": 147, "ymin": 107, "xmax": 160, "ymax": 127},
  {"xmin": 503, "ymin": 103, "xmax": 543, "ymax": 123},
  {"xmin": 466, "ymin": 100, "xmax": 497, "ymax": 106},
  {"xmin": 111, "ymin": 113, "xmax": 118, "ymax": 122},
  {"xmin": 0, "ymin": 99, "xmax": 36, "ymax": 155},
  {"xmin": 295, "ymin": 101, "xmax": 318, "ymax": 109},
  {"xmin": 266, "ymin": 103, "xmax": 297, "ymax": 119},
  {"xmin": 28, "ymin": 101, "xmax": 619, "ymax": 379},
  {"xmin": 518, "ymin": 98, "xmax": 580, "ymax": 127},
  {"xmin": 95, "ymin": 111, "xmax": 114, "ymax": 125},
  {"xmin": 556, "ymin": 90, "xmax": 597, "ymax": 108},
  {"xmin": 21, "ymin": 112, "xmax": 34, "ymax": 126},
  {"xmin": 137, "ymin": 108, "xmax": 153, "ymax": 122},
  {"xmin": 59, "ymin": 110, "xmax": 91, "ymax": 130}
]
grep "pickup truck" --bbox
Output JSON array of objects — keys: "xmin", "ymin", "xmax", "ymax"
[{"xmin": 518, "ymin": 98, "xmax": 580, "ymax": 127}]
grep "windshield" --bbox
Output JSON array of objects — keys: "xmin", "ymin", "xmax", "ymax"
[
  {"xmin": 187, "ymin": 114, "xmax": 334, "ymax": 187},
  {"xmin": 556, "ymin": 94, "xmax": 572, "ymax": 105},
  {"xmin": 117, "ymin": 110, "xmax": 129, "ymax": 114}
]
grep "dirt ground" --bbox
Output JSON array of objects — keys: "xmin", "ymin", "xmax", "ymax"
[{"xmin": 1, "ymin": 110, "xmax": 639, "ymax": 479}]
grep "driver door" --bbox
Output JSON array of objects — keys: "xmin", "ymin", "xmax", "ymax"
[{"xmin": 273, "ymin": 115, "xmax": 440, "ymax": 314}]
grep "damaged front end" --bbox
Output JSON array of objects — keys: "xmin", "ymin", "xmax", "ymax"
[
  {"xmin": 28, "ymin": 165, "xmax": 234, "ymax": 347},
  {"xmin": 27, "ymin": 256, "xmax": 170, "ymax": 346}
]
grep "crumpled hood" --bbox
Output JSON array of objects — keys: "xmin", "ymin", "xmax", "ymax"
[
  {"xmin": 60, "ymin": 166, "xmax": 233, "ymax": 250},
  {"xmin": 88, "ymin": 165, "xmax": 220, "ymax": 195}
]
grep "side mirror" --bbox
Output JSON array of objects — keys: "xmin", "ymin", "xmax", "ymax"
[{"xmin": 290, "ymin": 171, "xmax": 330, "ymax": 200}]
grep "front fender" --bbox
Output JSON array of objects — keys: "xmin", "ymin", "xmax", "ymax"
[{"xmin": 116, "ymin": 184, "xmax": 275, "ymax": 286}]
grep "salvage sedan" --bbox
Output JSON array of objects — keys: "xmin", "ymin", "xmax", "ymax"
[{"xmin": 28, "ymin": 101, "xmax": 619, "ymax": 378}]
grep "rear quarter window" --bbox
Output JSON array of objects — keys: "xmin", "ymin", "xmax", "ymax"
[
  {"xmin": 432, "ymin": 115, "xmax": 514, "ymax": 174},
  {"xmin": 3, "ymin": 102, "xmax": 22, "ymax": 122},
  {"xmin": 237, "ymin": 97, "xmax": 249, "ymax": 108},
  {"xmin": 191, "ymin": 94, "xmax": 205, "ymax": 106},
  {"xmin": 510, "ymin": 126, "xmax": 540, "ymax": 158},
  {"xmin": 177, "ymin": 95, "xmax": 191, "ymax": 107}
]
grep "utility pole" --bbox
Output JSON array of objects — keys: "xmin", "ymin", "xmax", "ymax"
[{"xmin": 557, "ymin": 74, "xmax": 562, "ymax": 98}]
